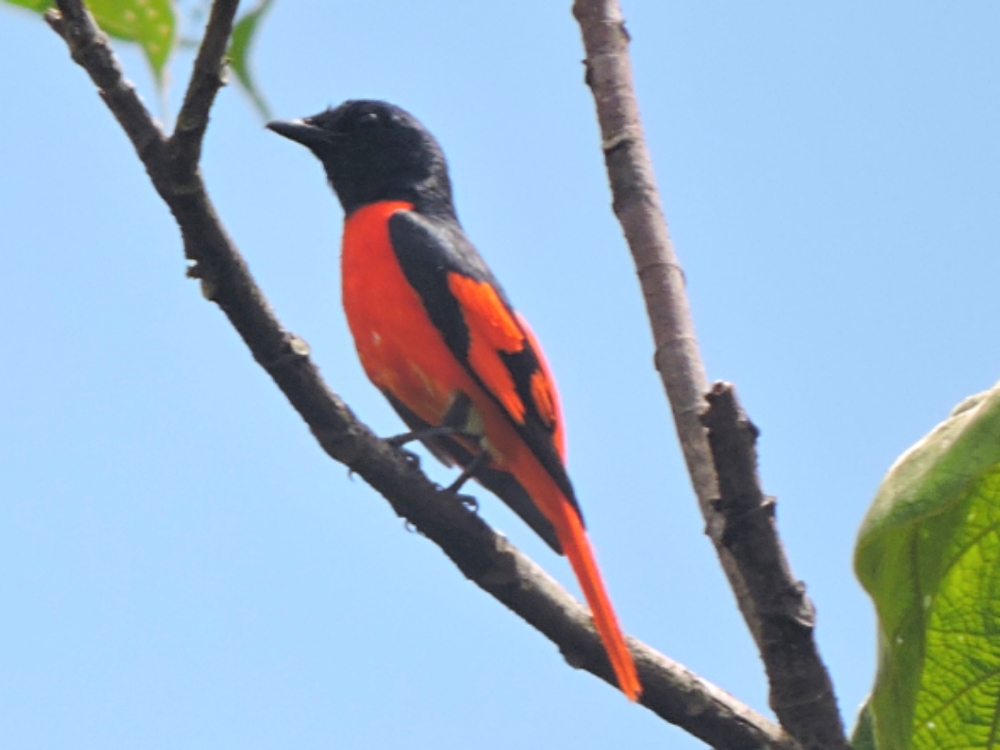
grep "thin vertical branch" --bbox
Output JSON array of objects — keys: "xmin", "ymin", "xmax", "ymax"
[
  {"xmin": 572, "ymin": 2, "xmax": 848, "ymax": 747},
  {"xmin": 571, "ymin": 0, "xmax": 753, "ymax": 638}
]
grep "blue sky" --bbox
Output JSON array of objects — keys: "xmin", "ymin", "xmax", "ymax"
[{"xmin": 1, "ymin": 2, "xmax": 998, "ymax": 748}]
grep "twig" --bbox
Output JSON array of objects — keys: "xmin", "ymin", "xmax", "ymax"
[
  {"xmin": 45, "ymin": 0, "xmax": 797, "ymax": 745},
  {"xmin": 44, "ymin": 1, "xmax": 166, "ymax": 163},
  {"xmin": 571, "ymin": 1, "xmax": 847, "ymax": 747},
  {"xmin": 702, "ymin": 385, "xmax": 847, "ymax": 748},
  {"xmin": 171, "ymin": 0, "xmax": 241, "ymax": 176}
]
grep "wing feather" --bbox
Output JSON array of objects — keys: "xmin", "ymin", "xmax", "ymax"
[{"xmin": 387, "ymin": 210, "xmax": 582, "ymax": 523}]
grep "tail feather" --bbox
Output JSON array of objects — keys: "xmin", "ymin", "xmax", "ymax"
[{"xmin": 555, "ymin": 506, "xmax": 642, "ymax": 701}]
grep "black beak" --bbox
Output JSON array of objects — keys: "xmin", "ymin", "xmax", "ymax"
[{"xmin": 266, "ymin": 118, "xmax": 328, "ymax": 147}]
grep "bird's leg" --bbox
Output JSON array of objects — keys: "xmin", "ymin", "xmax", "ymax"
[
  {"xmin": 386, "ymin": 392, "xmax": 475, "ymax": 447},
  {"xmin": 446, "ymin": 449, "xmax": 490, "ymax": 493},
  {"xmin": 386, "ymin": 424, "xmax": 460, "ymax": 447},
  {"xmin": 385, "ymin": 393, "xmax": 485, "ymax": 509}
]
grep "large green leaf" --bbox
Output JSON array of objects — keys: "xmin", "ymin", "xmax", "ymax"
[
  {"xmin": 4, "ymin": 0, "xmax": 175, "ymax": 83},
  {"xmin": 855, "ymin": 382, "xmax": 1000, "ymax": 749}
]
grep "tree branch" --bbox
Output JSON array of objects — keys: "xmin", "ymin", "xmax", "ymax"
[
  {"xmin": 171, "ymin": 0, "xmax": 241, "ymax": 176},
  {"xmin": 44, "ymin": 0, "xmax": 797, "ymax": 746},
  {"xmin": 571, "ymin": 0, "xmax": 742, "ymax": 617},
  {"xmin": 571, "ymin": 2, "xmax": 846, "ymax": 747},
  {"xmin": 44, "ymin": 1, "xmax": 166, "ymax": 163},
  {"xmin": 702, "ymin": 385, "xmax": 847, "ymax": 748}
]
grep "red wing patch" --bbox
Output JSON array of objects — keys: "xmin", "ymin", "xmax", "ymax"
[
  {"xmin": 515, "ymin": 312, "xmax": 566, "ymax": 460},
  {"xmin": 529, "ymin": 370, "xmax": 556, "ymax": 429},
  {"xmin": 446, "ymin": 273, "xmax": 527, "ymax": 423}
]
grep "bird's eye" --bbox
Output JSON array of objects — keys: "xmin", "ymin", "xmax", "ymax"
[{"xmin": 359, "ymin": 112, "xmax": 380, "ymax": 126}]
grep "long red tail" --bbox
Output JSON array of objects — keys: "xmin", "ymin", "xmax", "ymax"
[{"xmin": 554, "ymin": 505, "xmax": 641, "ymax": 701}]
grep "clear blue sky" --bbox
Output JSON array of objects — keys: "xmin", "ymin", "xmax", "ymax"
[{"xmin": 2, "ymin": 2, "xmax": 998, "ymax": 748}]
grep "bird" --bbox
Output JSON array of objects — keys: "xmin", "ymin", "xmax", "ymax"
[{"xmin": 267, "ymin": 100, "xmax": 641, "ymax": 701}]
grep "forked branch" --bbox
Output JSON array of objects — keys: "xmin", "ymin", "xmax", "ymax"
[
  {"xmin": 43, "ymin": 0, "xmax": 795, "ymax": 746},
  {"xmin": 572, "ymin": 1, "xmax": 846, "ymax": 746}
]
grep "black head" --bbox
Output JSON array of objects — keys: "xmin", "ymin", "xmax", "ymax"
[{"xmin": 268, "ymin": 100, "xmax": 455, "ymax": 218}]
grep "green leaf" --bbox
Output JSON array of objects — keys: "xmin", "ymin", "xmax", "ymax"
[
  {"xmin": 855, "ymin": 382, "xmax": 1000, "ymax": 749},
  {"xmin": 3, "ymin": 0, "xmax": 175, "ymax": 84},
  {"xmin": 4, "ymin": 0, "xmax": 52, "ymax": 11},
  {"xmin": 228, "ymin": 0, "xmax": 272, "ymax": 119},
  {"xmin": 88, "ymin": 0, "xmax": 176, "ymax": 83},
  {"xmin": 850, "ymin": 697, "xmax": 876, "ymax": 750}
]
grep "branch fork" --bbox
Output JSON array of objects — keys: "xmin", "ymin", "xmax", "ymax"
[{"xmin": 45, "ymin": 0, "xmax": 845, "ymax": 746}]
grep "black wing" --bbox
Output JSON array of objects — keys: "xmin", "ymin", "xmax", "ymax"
[{"xmin": 387, "ymin": 210, "xmax": 583, "ymax": 540}]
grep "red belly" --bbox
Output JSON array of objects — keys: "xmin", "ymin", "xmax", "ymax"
[{"xmin": 341, "ymin": 201, "xmax": 473, "ymax": 428}]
